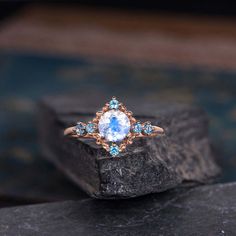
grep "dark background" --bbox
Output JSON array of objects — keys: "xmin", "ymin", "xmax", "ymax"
[
  {"xmin": 2, "ymin": 1, "xmax": 236, "ymax": 18},
  {"xmin": 0, "ymin": 1, "xmax": 236, "ymax": 208}
]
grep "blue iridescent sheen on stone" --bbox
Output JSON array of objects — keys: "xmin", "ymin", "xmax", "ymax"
[
  {"xmin": 75, "ymin": 122, "xmax": 86, "ymax": 135},
  {"xmin": 133, "ymin": 122, "xmax": 142, "ymax": 133},
  {"xmin": 109, "ymin": 98, "xmax": 119, "ymax": 109},
  {"xmin": 86, "ymin": 123, "xmax": 96, "ymax": 134},
  {"xmin": 98, "ymin": 110, "xmax": 130, "ymax": 142},
  {"xmin": 109, "ymin": 144, "xmax": 120, "ymax": 156},
  {"xmin": 143, "ymin": 123, "xmax": 153, "ymax": 135}
]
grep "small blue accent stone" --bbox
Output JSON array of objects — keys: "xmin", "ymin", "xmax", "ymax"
[
  {"xmin": 133, "ymin": 122, "xmax": 142, "ymax": 133},
  {"xmin": 75, "ymin": 122, "xmax": 86, "ymax": 135},
  {"xmin": 109, "ymin": 145, "xmax": 120, "ymax": 156},
  {"xmin": 86, "ymin": 123, "xmax": 96, "ymax": 134},
  {"xmin": 109, "ymin": 98, "xmax": 119, "ymax": 109},
  {"xmin": 143, "ymin": 123, "xmax": 153, "ymax": 135}
]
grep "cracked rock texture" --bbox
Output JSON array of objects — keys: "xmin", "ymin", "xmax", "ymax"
[
  {"xmin": 38, "ymin": 96, "xmax": 220, "ymax": 199},
  {"xmin": 0, "ymin": 182, "xmax": 235, "ymax": 236}
]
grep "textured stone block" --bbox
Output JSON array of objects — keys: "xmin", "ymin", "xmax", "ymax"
[{"xmin": 38, "ymin": 96, "xmax": 220, "ymax": 199}]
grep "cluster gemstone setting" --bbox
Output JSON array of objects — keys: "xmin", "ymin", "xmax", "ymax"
[{"xmin": 66, "ymin": 97, "xmax": 163, "ymax": 157}]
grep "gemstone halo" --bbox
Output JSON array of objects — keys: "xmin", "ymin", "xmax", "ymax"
[{"xmin": 64, "ymin": 97, "xmax": 164, "ymax": 157}]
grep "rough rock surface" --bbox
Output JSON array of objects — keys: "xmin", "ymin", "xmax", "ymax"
[
  {"xmin": 0, "ymin": 182, "xmax": 235, "ymax": 236},
  {"xmin": 38, "ymin": 96, "xmax": 220, "ymax": 198}
]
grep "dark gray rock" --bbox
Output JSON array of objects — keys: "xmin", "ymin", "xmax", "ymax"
[
  {"xmin": 38, "ymin": 96, "xmax": 220, "ymax": 199},
  {"xmin": 0, "ymin": 182, "xmax": 235, "ymax": 236}
]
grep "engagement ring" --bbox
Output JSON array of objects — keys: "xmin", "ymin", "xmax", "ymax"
[{"xmin": 64, "ymin": 97, "xmax": 164, "ymax": 156}]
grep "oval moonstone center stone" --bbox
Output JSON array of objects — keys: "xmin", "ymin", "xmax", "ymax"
[{"xmin": 98, "ymin": 110, "xmax": 131, "ymax": 142}]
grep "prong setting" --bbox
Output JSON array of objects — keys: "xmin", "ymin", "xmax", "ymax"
[{"xmin": 64, "ymin": 97, "xmax": 164, "ymax": 157}]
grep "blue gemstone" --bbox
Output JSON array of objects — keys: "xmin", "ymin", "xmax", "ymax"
[
  {"xmin": 109, "ymin": 145, "xmax": 120, "ymax": 156},
  {"xmin": 86, "ymin": 123, "xmax": 96, "ymax": 134},
  {"xmin": 109, "ymin": 98, "xmax": 119, "ymax": 109},
  {"xmin": 110, "ymin": 116, "xmax": 121, "ymax": 132},
  {"xmin": 75, "ymin": 122, "xmax": 86, "ymax": 135},
  {"xmin": 143, "ymin": 123, "xmax": 153, "ymax": 135},
  {"xmin": 133, "ymin": 122, "xmax": 142, "ymax": 133},
  {"xmin": 98, "ymin": 110, "xmax": 130, "ymax": 142}
]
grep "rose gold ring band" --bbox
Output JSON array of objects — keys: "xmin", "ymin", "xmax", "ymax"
[
  {"xmin": 64, "ymin": 97, "xmax": 164, "ymax": 156},
  {"xmin": 64, "ymin": 125, "xmax": 164, "ymax": 138}
]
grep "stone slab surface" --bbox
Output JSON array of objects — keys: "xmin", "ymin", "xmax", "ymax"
[{"xmin": 0, "ymin": 182, "xmax": 235, "ymax": 236}]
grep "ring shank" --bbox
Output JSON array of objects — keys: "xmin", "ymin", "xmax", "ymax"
[
  {"xmin": 64, "ymin": 125, "xmax": 164, "ymax": 138},
  {"xmin": 64, "ymin": 127, "xmax": 76, "ymax": 136},
  {"xmin": 153, "ymin": 126, "xmax": 164, "ymax": 134}
]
